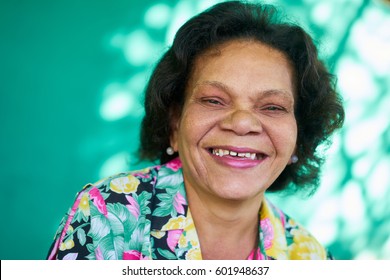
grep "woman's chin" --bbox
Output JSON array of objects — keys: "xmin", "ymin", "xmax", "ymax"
[{"xmin": 210, "ymin": 185, "xmax": 264, "ymax": 203}]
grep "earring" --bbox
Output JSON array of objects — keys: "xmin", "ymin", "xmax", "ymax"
[
  {"xmin": 291, "ymin": 155, "xmax": 298, "ymax": 164},
  {"xmin": 166, "ymin": 146, "xmax": 175, "ymax": 156}
]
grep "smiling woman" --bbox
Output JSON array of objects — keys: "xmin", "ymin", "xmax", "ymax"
[{"xmin": 47, "ymin": 0, "xmax": 344, "ymax": 260}]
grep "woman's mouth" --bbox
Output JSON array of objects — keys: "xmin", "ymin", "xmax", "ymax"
[{"xmin": 208, "ymin": 148, "xmax": 267, "ymax": 161}]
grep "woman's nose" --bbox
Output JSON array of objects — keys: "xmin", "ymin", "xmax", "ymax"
[{"xmin": 219, "ymin": 109, "xmax": 263, "ymax": 135}]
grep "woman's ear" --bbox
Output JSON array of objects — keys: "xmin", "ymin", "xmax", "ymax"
[{"xmin": 169, "ymin": 106, "xmax": 181, "ymax": 152}]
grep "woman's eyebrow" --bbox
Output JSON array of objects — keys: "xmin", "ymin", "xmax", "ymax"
[
  {"xmin": 193, "ymin": 80, "xmax": 229, "ymax": 92},
  {"xmin": 259, "ymin": 89, "xmax": 294, "ymax": 100},
  {"xmin": 194, "ymin": 81, "xmax": 294, "ymax": 100}
]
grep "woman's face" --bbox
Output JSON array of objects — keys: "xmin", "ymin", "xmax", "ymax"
[{"xmin": 171, "ymin": 40, "xmax": 297, "ymax": 202}]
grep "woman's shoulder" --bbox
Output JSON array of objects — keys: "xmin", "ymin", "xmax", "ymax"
[
  {"xmin": 264, "ymin": 198, "xmax": 332, "ymax": 260},
  {"xmin": 83, "ymin": 165, "xmax": 160, "ymax": 197},
  {"xmin": 70, "ymin": 158, "xmax": 184, "ymax": 216},
  {"xmin": 47, "ymin": 165, "xmax": 163, "ymax": 260}
]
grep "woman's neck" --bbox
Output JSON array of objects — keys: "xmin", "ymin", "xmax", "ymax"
[{"xmin": 185, "ymin": 183, "xmax": 262, "ymax": 259}]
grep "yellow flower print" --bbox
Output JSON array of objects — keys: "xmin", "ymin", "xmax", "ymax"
[
  {"xmin": 288, "ymin": 219, "xmax": 297, "ymax": 226},
  {"xmin": 66, "ymin": 225, "xmax": 74, "ymax": 234},
  {"xmin": 60, "ymin": 239, "xmax": 75, "ymax": 251},
  {"xmin": 177, "ymin": 234, "xmax": 198, "ymax": 248},
  {"xmin": 161, "ymin": 216, "xmax": 186, "ymax": 231},
  {"xmin": 178, "ymin": 235, "xmax": 187, "ymax": 248},
  {"xmin": 177, "ymin": 209, "xmax": 201, "ymax": 253},
  {"xmin": 110, "ymin": 175, "xmax": 140, "ymax": 194},
  {"xmin": 265, "ymin": 220, "xmax": 288, "ymax": 259},
  {"xmin": 79, "ymin": 193, "xmax": 90, "ymax": 217},
  {"xmin": 190, "ymin": 240, "xmax": 199, "ymax": 247},
  {"xmin": 260, "ymin": 202, "xmax": 288, "ymax": 259},
  {"xmin": 288, "ymin": 228, "xmax": 327, "ymax": 259},
  {"xmin": 151, "ymin": 231, "xmax": 166, "ymax": 239},
  {"xmin": 186, "ymin": 248, "xmax": 202, "ymax": 260}
]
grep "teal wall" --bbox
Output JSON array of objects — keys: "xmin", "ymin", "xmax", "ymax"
[{"xmin": 1, "ymin": 0, "xmax": 389, "ymax": 259}]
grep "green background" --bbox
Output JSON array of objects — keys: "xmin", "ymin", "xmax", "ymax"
[{"xmin": 1, "ymin": 0, "xmax": 389, "ymax": 260}]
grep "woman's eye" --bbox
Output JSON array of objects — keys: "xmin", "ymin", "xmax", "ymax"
[
  {"xmin": 263, "ymin": 105, "xmax": 287, "ymax": 112},
  {"xmin": 266, "ymin": 106, "xmax": 281, "ymax": 111},
  {"xmin": 204, "ymin": 98, "xmax": 222, "ymax": 105}
]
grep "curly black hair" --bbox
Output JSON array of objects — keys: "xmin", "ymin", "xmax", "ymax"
[{"xmin": 139, "ymin": 1, "xmax": 344, "ymax": 195}]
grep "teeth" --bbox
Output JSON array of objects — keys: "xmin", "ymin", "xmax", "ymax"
[{"xmin": 212, "ymin": 149, "xmax": 258, "ymax": 160}]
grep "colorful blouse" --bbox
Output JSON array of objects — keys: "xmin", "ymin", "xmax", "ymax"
[{"xmin": 47, "ymin": 158, "xmax": 332, "ymax": 260}]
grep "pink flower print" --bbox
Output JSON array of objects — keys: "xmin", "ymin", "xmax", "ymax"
[
  {"xmin": 133, "ymin": 173, "xmax": 151, "ymax": 179},
  {"xmin": 247, "ymin": 248, "xmax": 266, "ymax": 260},
  {"xmin": 173, "ymin": 192, "xmax": 187, "ymax": 215},
  {"xmin": 126, "ymin": 195, "xmax": 140, "ymax": 220},
  {"xmin": 260, "ymin": 218, "xmax": 274, "ymax": 250},
  {"xmin": 167, "ymin": 229, "xmax": 183, "ymax": 252},
  {"xmin": 131, "ymin": 168, "xmax": 151, "ymax": 179},
  {"xmin": 55, "ymin": 190, "xmax": 87, "ymax": 254},
  {"xmin": 166, "ymin": 157, "xmax": 182, "ymax": 171},
  {"xmin": 71, "ymin": 192, "xmax": 83, "ymax": 216},
  {"xmin": 95, "ymin": 246, "xmax": 104, "ymax": 260},
  {"xmin": 123, "ymin": 250, "xmax": 149, "ymax": 260},
  {"xmin": 123, "ymin": 250, "xmax": 141, "ymax": 260},
  {"xmin": 89, "ymin": 187, "xmax": 108, "ymax": 216},
  {"xmin": 279, "ymin": 210, "xmax": 286, "ymax": 228}
]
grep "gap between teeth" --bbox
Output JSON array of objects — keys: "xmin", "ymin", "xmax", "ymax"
[{"xmin": 212, "ymin": 148, "xmax": 257, "ymax": 160}]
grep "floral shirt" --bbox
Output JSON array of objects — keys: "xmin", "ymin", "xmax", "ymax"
[{"xmin": 47, "ymin": 158, "xmax": 332, "ymax": 260}]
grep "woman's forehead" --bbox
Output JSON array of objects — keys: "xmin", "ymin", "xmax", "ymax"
[
  {"xmin": 186, "ymin": 40, "xmax": 296, "ymax": 95},
  {"xmin": 186, "ymin": 39, "xmax": 297, "ymax": 97}
]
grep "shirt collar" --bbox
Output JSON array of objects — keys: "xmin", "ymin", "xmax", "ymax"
[
  {"xmin": 149, "ymin": 157, "xmax": 288, "ymax": 259},
  {"xmin": 150, "ymin": 158, "xmax": 189, "ymax": 231}
]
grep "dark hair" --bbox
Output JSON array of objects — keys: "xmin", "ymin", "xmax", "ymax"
[{"xmin": 139, "ymin": 0, "xmax": 344, "ymax": 194}]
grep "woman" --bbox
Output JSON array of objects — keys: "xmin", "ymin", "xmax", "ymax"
[{"xmin": 47, "ymin": 1, "xmax": 344, "ymax": 260}]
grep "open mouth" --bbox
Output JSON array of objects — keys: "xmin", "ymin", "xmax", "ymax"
[{"xmin": 208, "ymin": 148, "xmax": 266, "ymax": 161}]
